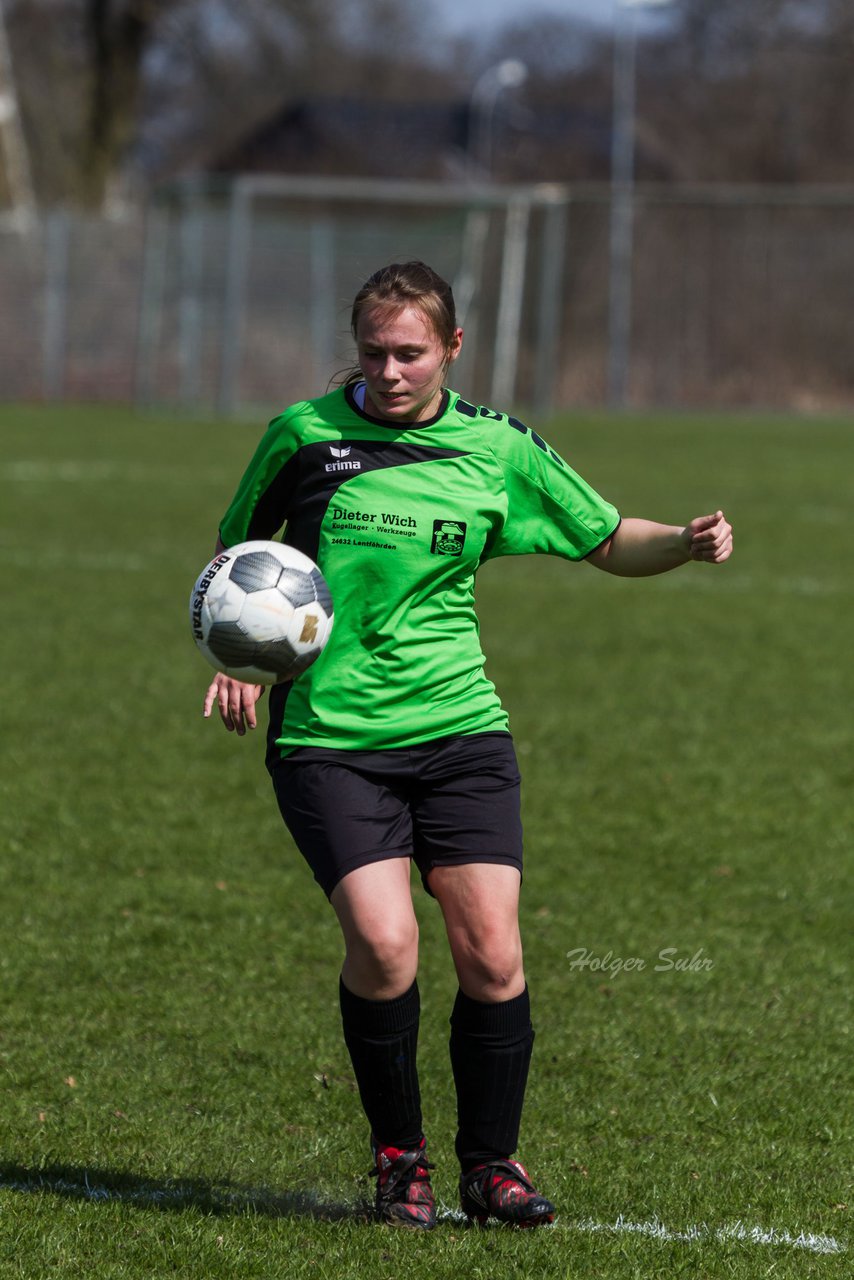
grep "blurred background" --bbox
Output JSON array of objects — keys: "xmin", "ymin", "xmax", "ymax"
[{"xmin": 1, "ymin": 0, "xmax": 852, "ymax": 415}]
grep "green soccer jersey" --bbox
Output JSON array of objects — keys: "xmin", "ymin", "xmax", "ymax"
[{"xmin": 218, "ymin": 385, "xmax": 621, "ymax": 756}]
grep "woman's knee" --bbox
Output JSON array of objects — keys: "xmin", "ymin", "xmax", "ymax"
[
  {"xmin": 343, "ymin": 915, "xmax": 419, "ymax": 995},
  {"xmin": 454, "ymin": 927, "xmax": 524, "ymax": 1001},
  {"xmin": 429, "ymin": 863, "xmax": 526, "ymax": 1001},
  {"xmin": 331, "ymin": 861, "xmax": 419, "ymax": 997}
]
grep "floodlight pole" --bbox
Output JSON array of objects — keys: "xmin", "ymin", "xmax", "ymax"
[
  {"xmin": 468, "ymin": 59, "xmax": 528, "ymax": 179},
  {"xmin": 607, "ymin": 0, "xmax": 675, "ymax": 408}
]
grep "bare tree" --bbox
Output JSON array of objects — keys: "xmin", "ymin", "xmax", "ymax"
[
  {"xmin": 4, "ymin": 0, "xmax": 382, "ymax": 202},
  {"xmin": 129, "ymin": 0, "xmax": 436, "ymax": 184},
  {"xmin": 638, "ymin": 0, "xmax": 854, "ymax": 183},
  {"xmin": 84, "ymin": 0, "xmax": 173, "ymax": 202},
  {"xmin": 2, "ymin": 0, "xmax": 167, "ymax": 204},
  {"xmin": 4, "ymin": 0, "xmax": 854, "ymax": 203}
]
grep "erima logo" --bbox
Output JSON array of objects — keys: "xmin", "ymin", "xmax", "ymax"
[{"xmin": 326, "ymin": 444, "xmax": 361, "ymax": 473}]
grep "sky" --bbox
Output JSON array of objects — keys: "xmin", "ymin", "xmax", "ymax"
[{"xmin": 433, "ymin": 0, "xmax": 617, "ymax": 35}]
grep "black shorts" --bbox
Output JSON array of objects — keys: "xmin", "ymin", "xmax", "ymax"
[{"xmin": 269, "ymin": 732, "xmax": 523, "ymax": 898}]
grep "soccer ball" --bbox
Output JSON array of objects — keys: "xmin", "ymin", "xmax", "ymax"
[{"xmin": 190, "ymin": 540, "xmax": 333, "ymax": 684}]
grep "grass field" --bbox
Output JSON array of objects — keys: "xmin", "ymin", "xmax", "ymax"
[{"xmin": 0, "ymin": 403, "xmax": 850, "ymax": 1279}]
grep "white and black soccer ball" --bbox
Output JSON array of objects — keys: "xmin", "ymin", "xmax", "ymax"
[{"xmin": 190, "ymin": 540, "xmax": 333, "ymax": 684}]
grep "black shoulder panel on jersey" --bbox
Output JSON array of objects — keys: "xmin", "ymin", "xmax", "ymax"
[
  {"xmin": 279, "ymin": 438, "xmax": 468, "ymax": 563},
  {"xmin": 245, "ymin": 453, "xmax": 300, "ymax": 542},
  {"xmin": 452, "ymin": 397, "xmax": 536, "ymax": 442}
]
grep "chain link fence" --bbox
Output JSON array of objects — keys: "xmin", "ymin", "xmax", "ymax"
[{"xmin": 2, "ymin": 177, "xmax": 853, "ymax": 416}]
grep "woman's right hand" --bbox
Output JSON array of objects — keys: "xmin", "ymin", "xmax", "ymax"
[{"xmin": 203, "ymin": 673, "xmax": 266, "ymax": 736}]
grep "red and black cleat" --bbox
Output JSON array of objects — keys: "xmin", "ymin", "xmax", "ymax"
[
  {"xmin": 370, "ymin": 1137, "xmax": 437, "ymax": 1230},
  {"xmin": 460, "ymin": 1158, "xmax": 555, "ymax": 1228}
]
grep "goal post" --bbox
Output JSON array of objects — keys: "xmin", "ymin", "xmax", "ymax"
[{"xmin": 195, "ymin": 173, "xmax": 571, "ymax": 417}]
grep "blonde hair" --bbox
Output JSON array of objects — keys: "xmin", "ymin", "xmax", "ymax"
[{"xmin": 340, "ymin": 261, "xmax": 458, "ymax": 387}]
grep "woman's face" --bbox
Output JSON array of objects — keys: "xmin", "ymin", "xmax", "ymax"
[{"xmin": 356, "ymin": 304, "xmax": 462, "ymax": 423}]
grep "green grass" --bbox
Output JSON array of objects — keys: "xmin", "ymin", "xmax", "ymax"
[{"xmin": 0, "ymin": 404, "xmax": 851, "ymax": 1278}]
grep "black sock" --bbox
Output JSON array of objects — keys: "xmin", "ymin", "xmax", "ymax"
[
  {"xmin": 449, "ymin": 985, "xmax": 534, "ymax": 1172},
  {"xmin": 339, "ymin": 977, "xmax": 423, "ymax": 1150}
]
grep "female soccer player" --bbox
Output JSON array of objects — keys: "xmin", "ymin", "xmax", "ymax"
[{"xmin": 203, "ymin": 261, "xmax": 732, "ymax": 1229}]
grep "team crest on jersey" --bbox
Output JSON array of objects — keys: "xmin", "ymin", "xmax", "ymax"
[{"xmin": 431, "ymin": 519, "xmax": 467, "ymax": 556}]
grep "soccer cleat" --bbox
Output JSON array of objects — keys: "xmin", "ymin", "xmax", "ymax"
[
  {"xmin": 370, "ymin": 1136, "xmax": 437, "ymax": 1229},
  {"xmin": 459, "ymin": 1158, "xmax": 555, "ymax": 1228}
]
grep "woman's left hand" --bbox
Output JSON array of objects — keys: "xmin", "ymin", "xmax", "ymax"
[{"xmin": 684, "ymin": 510, "xmax": 733, "ymax": 564}]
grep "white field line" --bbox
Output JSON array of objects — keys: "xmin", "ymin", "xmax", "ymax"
[
  {"xmin": 0, "ymin": 1171, "xmax": 845, "ymax": 1254},
  {"xmin": 561, "ymin": 566, "xmax": 840, "ymax": 597},
  {"xmin": 438, "ymin": 1207, "xmax": 845, "ymax": 1254},
  {"xmin": 564, "ymin": 1212, "xmax": 846, "ymax": 1255},
  {"xmin": 0, "ymin": 532, "xmax": 845, "ymax": 597},
  {"xmin": 1, "ymin": 460, "xmax": 229, "ymax": 484},
  {"xmin": 0, "ymin": 460, "xmax": 845, "ymax": 598},
  {"xmin": 2, "ymin": 462, "xmax": 848, "ymax": 530},
  {"xmin": 1, "ymin": 545, "xmax": 153, "ymax": 572},
  {"xmin": 0, "ymin": 531, "xmax": 191, "ymax": 574},
  {"xmin": 645, "ymin": 569, "xmax": 841, "ymax": 597},
  {"xmin": 2, "ymin": 549, "xmax": 843, "ymax": 597},
  {"xmin": 3, "ymin": 460, "xmax": 129, "ymax": 482}
]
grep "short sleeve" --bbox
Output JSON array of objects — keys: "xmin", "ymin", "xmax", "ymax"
[{"xmin": 480, "ymin": 418, "xmax": 620, "ymax": 562}]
